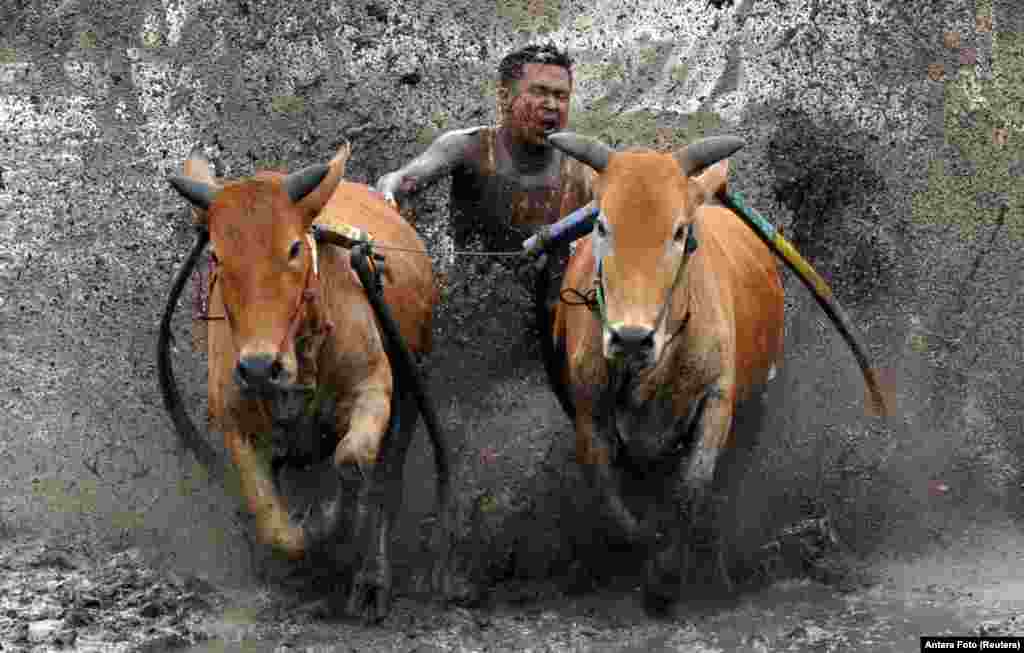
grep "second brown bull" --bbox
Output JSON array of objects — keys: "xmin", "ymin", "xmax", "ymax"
[{"xmin": 544, "ymin": 131, "xmax": 891, "ymax": 614}]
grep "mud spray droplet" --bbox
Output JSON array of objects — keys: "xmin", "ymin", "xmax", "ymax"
[
  {"xmin": 480, "ymin": 447, "xmax": 498, "ymax": 465},
  {"xmin": 993, "ymin": 128, "xmax": 1009, "ymax": 148},
  {"xmin": 479, "ymin": 494, "xmax": 498, "ymax": 513}
]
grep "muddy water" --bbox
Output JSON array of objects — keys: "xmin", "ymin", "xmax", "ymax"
[
  {"xmin": 5, "ymin": 524, "xmax": 1021, "ymax": 652},
  {"xmin": 181, "ymin": 552, "xmax": 1021, "ymax": 653},
  {"xmin": 181, "ymin": 581, "xmax": 1009, "ymax": 653}
]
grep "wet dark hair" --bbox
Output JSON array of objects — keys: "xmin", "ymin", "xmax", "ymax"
[{"xmin": 497, "ymin": 43, "xmax": 573, "ymax": 87}]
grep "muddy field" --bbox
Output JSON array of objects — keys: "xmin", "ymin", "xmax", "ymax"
[
  {"xmin": 3, "ymin": 516, "xmax": 1023, "ymax": 652},
  {"xmin": 3, "ymin": 0, "xmax": 1023, "ymax": 650}
]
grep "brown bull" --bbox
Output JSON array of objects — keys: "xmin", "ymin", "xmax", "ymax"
[
  {"xmin": 163, "ymin": 144, "xmax": 450, "ymax": 621},
  {"xmin": 545, "ymin": 131, "xmax": 890, "ymax": 613}
]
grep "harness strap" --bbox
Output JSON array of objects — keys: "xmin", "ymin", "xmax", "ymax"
[
  {"xmin": 276, "ymin": 233, "xmax": 324, "ymax": 378},
  {"xmin": 281, "ymin": 226, "xmax": 381, "ymax": 392}
]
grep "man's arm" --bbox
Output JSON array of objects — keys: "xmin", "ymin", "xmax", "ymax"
[{"xmin": 375, "ymin": 126, "xmax": 483, "ymax": 208}]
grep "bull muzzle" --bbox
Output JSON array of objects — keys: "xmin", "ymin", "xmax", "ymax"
[
  {"xmin": 606, "ymin": 324, "xmax": 656, "ymax": 367},
  {"xmin": 235, "ymin": 353, "xmax": 290, "ymax": 396}
]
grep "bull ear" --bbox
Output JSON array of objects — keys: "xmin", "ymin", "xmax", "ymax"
[
  {"xmin": 168, "ymin": 175, "xmax": 219, "ymax": 211},
  {"xmin": 693, "ymin": 159, "xmax": 730, "ymax": 200},
  {"xmin": 546, "ymin": 131, "xmax": 613, "ymax": 172},
  {"xmin": 284, "ymin": 163, "xmax": 331, "ymax": 204},
  {"xmin": 674, "ymin": 135, "xmax": 745, "ymax": 177}
]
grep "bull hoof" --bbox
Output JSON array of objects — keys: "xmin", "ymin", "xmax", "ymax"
[
  {"xmin": 428, "ymin": 554, "xmax": 454, "ymax": 605},
  {"xmin": 716, "ymin": 547, "xmax": 737, "ymax": 594},
  {"xmin": 425, "ymin": 512, "xmax": 458, "ymax": 605},
  {"xmin": 346, "ymin": 563, "xmax": 393, "ymax": 624},
  {"xmin": 564, "ymin": 559, "xmax": 598, "ymax": 595},
  {"xmin": 642, "ymin": 553, "xmax": 682, "ymax": 618},
  {"xmin": 297, "ymin": 491, "xmax": 343, "ymax": 552}
]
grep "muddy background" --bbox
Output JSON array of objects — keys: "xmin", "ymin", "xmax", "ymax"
[{"xmin": 1, "ymin": 0, "xmax": 1022, "ymax": 607}]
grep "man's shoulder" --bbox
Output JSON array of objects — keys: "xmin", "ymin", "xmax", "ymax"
[
  {"xmin": 448, "ymin": 125, "xmax": 490, "ymax": 137},
  {"xmin": 434, "ymin": 126, "xmax": 496, "ymax": 173},
  {"xmin": 437, "ymin": 125, "xmax": 492, "ymax": 146}
]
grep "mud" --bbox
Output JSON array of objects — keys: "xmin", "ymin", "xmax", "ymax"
[
  {"xmin": 4, "ymin": 520, "xmax": 1022, "ymax": 652},
  {"xmin": 2, "ymin": 0, "xmax": 1023, "ymax": 649},
  {"xmin": 0, "ymin": 536, "xmax": 217, "ymax": 652}
]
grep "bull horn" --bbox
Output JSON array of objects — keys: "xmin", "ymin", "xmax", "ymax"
[
  {"xmin": 283, "ymin": 164, "xmax": 330, "ymax": 204},
  {"xmin": 167, "ymin": 175, "xmax": 219, "ymax": 210},
  {"xmin": 674, "ymin": 135, "xmax": 746, "ymax": 176},
  {"xmin": 546, "ymin": 131, "xmax": 613, "ymax": 172}
]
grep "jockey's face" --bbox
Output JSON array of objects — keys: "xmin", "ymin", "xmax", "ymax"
[{"xmin": 501, "ymin": 63, "xmax": 572, "ymax": 147}]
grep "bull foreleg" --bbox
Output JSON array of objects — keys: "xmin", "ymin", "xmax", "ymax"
[
  {"xmin": 224, "ymin": 428, "xmax": 306, "ymax": 559},
  {"xmin": 349, "ymin": 388, "xmax": 415, "ymax": 623},
  {"xmin": 333, "ymin": 378, "xmax": 392, "ymax": 472},
  {"xmin": 576, "ymin": 408, "xmax": 665, "ymax": 549},
  {"xmin": 680, "ymin": 384, "xmax": 737, "ymax": 593},
  {"xmin": 332, "ymin": 367, "xmax": 398, "ymax": 623},
  {"xmin": 576, "ymin": 408, "xmax": 686, "ymax": 614}
]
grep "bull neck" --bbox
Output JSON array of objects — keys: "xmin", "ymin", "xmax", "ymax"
[{"xmin": 497, "ymin": 126, "xmax": 557, "ymax": 174}]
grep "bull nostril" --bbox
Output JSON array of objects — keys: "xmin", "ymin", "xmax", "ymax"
[
  {"xmin": 611, "ymin": 325, "xmax": 656, "ymax": 352},
  {"xmin": 235, "ymin": 355, "xmax": 276, "ymax": 388}
]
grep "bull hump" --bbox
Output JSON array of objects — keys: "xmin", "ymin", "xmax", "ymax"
[{"xmin": 317, "ymin": 182, "xmax": 384, "ymax": 218}]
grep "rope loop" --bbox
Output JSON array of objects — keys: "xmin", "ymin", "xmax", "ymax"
[{"xmin": 559, "ymin": 287, "xmax": 600, "ymax": 313}]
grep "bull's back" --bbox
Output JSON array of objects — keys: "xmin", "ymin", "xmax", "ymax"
[
  {"xmin": 697, "ymin": 204, "xmax": 785, "ymax": 396},
  {"xmin": 316, "ymin": 181, "xmax": 438, "ymax": 353}
]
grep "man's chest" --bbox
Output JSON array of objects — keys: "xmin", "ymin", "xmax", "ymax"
[{"xmin": 455, "ymin": 165, "xmax": 566, "ymax": 229}]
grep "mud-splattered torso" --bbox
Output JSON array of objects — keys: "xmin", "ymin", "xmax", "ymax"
[{"xmin": 449, "ymin": 126, "xmax": 594, "ymax": 259}]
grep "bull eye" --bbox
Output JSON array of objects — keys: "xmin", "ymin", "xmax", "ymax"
[
  {"xmin": 674, "ymin": 224, "xmax": 687, "ymax": 243},
  {"xmin": 596, "ymin": 221, "xmax": 607, "ymax": 237},
  {"xmin": 288, "ymin": 240, "xmax": 302, "ymax": 260}
]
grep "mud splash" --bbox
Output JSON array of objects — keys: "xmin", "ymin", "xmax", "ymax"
[
  {"xmin": 0, "ymin": 536, "xmax": 218, "ymax": 652},
  {"xmin": 4, "ymin": 520, "xmax": 1021, "ymax": 652}
]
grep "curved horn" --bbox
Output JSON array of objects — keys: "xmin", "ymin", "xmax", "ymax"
[
  {"xmin": 674, "ymin": 135, "xmax": 746, "ymax": 176},
  {"xmin": 167, "ymin": 175, "xmax": 219, "ymax": 210},
  {"xmin": 546, "ymin": 131, "xmax": 613, "ymax": 172},
  {"xmin": 283, "ymin": 164, "xmax": 330, "ymax": 204}
]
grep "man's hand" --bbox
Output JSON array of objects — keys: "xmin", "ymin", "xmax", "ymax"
[
  {"xmin": 374, "ymin": 174, "xmax": 402, "ymax": 211},
  {"xmin": 374, "ymin": 128, "xmax": 478, "ymax": 215}
]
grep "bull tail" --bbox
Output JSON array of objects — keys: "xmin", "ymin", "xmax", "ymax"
[
  {"xmin": 721, "ymin": 192, "xmax": 894, "ymax": 418},
  {"xmin": 157, "ymin": 226, "xmax": 228, "ymax": 482}
]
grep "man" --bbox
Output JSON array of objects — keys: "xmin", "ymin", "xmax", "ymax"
[
  {"xmin": 375, "ymin": 43, "xmax": 594, "ymax": 254},
  {"xmin": 375, "ymin": 44, "xmax": 594, "ymax": 410}
]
